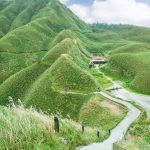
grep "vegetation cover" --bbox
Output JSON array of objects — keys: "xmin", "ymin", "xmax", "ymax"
[
  {"xmin": 0, "ymin": 0, "xmax": 99, "ymax": 120},
  {"xmin": 0, "ymin": 105, "xmax": 99, "ymax": 150},
  {"xmin": 0, "ymin": 0, "xmax": 150, "ymax": 149},
  {"xmin": 91, "ymin": 24, "xmax": 150, "ymax": 94},
  {"xmin": 0, "ymin": 97, "xmax": 126, "ymax": 150}
]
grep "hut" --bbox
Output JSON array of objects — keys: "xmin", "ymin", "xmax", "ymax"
[
  {"xmin": 89, "ymin": 56, "xmax": 107, "ymax": 68},
  {"xmin": 91, "ymin": 57, "xmax": 107, "ymax": 64}
]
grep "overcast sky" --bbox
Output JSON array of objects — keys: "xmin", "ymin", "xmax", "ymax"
[{"xmin": 59, "ymin": 0, "xmax": 150, "ymax": 27}]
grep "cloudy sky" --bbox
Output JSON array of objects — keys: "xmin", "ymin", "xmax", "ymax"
[{"xmin": 59, "ymin": 0, "xmax": 150, "ymax": 27}]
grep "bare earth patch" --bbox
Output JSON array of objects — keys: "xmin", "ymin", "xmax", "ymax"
[{"xmin": 101, "ymin": 99, "xmax": 123, "ymax": 115}]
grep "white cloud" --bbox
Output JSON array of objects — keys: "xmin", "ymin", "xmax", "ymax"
[
  {"xmin": 59, "ymin": 0, "xmax": 69, "ymax": 4},
  {"xmin": 69, "ymin": 0, "xmax": 150, "ymax": 27},
  {"xmin": 69, "ymin": 4, "xmax": 93, "ymax": 23}
]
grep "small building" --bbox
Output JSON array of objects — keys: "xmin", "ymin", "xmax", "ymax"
[
  {"xmin": 91, "ymin": 56, "xmax": 107, "ymax": 64},
  {"xmin": 89, "ymin": 56, "xmax": 107, "ymax": 68}
]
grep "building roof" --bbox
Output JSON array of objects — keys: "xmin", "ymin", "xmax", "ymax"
[{"xmin": 92, "ymin": 56, "xmax": 106, "ymax": 61}]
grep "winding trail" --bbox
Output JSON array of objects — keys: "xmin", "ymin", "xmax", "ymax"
[
  {"xmin": 104, "ymin": 74, "xmax": 150, "ymax": 119},
  {"xmin": 80, "ymin": 71, "xmax": 150, "ymax": 150},
  {"xmin": 110, "ymin": 83, "xmax": 150, "ymax": 118},
  {"xmin": 80, "ymin": 92, "xmax": 140, "ymax": 150}
]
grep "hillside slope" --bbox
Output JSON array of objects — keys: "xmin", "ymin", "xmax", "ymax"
[
  {"xmin": 0, "ymin": 38, "xmax": 99, "ymax": 120},
  {"xmin": 0, "ymin": 0, "xmax": 89, "ymax": 83},
  {"xmin": 0, "ymin": 0, "xmax": 149, "ymax": 149},
  {"xmin": 0, "ymin": 0, "xmax": 150, "ymax": 122},
  {"xmin": 90, "ymin": 24, "xmax": 150, "ymax": 94},
  {"xmin": 1, "ymin": 0, "xmax": 150, "ymax": 95},
  {"xmin": 0, "ymin": 0, "xmax": 98, "ymax": 121},
  {"xmin": 0, "ymin": 99, "xmax": 126, "ymax": 149}
]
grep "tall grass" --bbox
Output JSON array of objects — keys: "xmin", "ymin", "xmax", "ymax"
[{"xmin": 0, "ymin": 105, "xmax": 100, "ymax": 150}]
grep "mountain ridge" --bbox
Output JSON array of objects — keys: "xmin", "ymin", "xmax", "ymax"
[{"xmin": 0, "ymin": 0, "xmax": 150, "ymax": 119}]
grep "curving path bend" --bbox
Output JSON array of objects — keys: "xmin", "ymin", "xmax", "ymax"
[
  {"xmin": 80, "ymin": 92, "xmax": 140, "ymax": 150},
  {"xmin": 105, "ymin": 74, "xmax": 150, "ymax": 119},
  {"xmin": 110, "ymin": 83, "xmax": 150, "ymax": 118},
  {"xmin": 80, "ymin": 71, "xmax": 150, "ymax": 150}
]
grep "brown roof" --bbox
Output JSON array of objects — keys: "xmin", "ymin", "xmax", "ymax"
[{"xmin": 92, "ymin": 57, "xmax": 106, "ymax": 60}]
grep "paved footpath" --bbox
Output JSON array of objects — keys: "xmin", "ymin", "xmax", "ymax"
[
  {"xmin": 110, "ymin": 84, "xmax": 150, "ymax": 118},
  {"xmin": 105, "ymin": 74, "xmax": 150, "ymax": 118},
  {"xmin": 80, "ymin": 92, "xmax": 140, "ymax": 150}
]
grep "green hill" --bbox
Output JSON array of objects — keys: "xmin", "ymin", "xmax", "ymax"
[
  {"xmin": 0, "ymin": 0, "xmax": 149, "ymax": 119},
  {"xmin": 107, "ymin": 52, "xmax": 150, "ymax": 93},
  {"xmin": 0, "ymin": 0, "xmax": 89, "ymax": 83},
  {"xmin": 0, "ymin": 0, "xmax": 96, "ymax": 122},
  {"xmin": 0, "ymin": 39, "xmax": 98, "ymax": 120},
  {"xmin": 91, "ymin": 24, "xmax": 150, "ymax": 94},
  {"xmin": 1, "ymin": 0, "xmax": 149, "ymax": 149}
]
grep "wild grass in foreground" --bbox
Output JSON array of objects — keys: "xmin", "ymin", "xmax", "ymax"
[
  {"xmin": 0, "ymin": 105, "xmax": 106, "ymax": 150},
  {"xmin": 0, "ymin": 93, "xmax": 127, "ymax": 150}
]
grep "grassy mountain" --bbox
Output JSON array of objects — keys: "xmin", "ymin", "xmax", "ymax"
[
  {"xmin": 1, "ymin": 0, "xmax": 149, "ymax": 97},
  {"xmin": 0, "ymin": 0, "xmax": 99, "ymax": 123},
  {"xmin": 0, "ymin": 0, "xmax": 149, "ymax": 119},
  {"xmin": 0, "ymin": 2, "xmax": 127, "ymax": 148},
  {"xmin": 0, "ymin": 0, "xmax": 149, "ymax": 149},
  {"xmin": 0, "ymin": 0, "xmax": 89, "ymax": 83},
  {"xmin": 91, "ymin": 24, "xmax": 150, "ymax": 94}
]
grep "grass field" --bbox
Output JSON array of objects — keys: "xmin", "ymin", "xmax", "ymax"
[{"xmin": 79, "ymin": 95, "xmax": 126, "ymax": 130}]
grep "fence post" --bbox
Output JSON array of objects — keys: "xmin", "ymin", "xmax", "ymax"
[
  {"xmin": 54, "ymin": 116, "xmax": 59, "ymax": 133},
  {"xmin": 82, "ymin": 123, "xmax": 84, "ymax": 133},
  {"xmin": 97, "ymin": 130, "xmax": 100, "ymax": 138},
  {"xmin": 109, "ymin": 129, "xmax": 111, "ymax": 135}
]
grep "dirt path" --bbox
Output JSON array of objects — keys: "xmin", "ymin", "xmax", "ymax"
[{"xmin": 80, "ymin": 92, "xmax": 140, "ymax": 150}]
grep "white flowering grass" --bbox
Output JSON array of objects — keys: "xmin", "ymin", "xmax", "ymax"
[{"xmin": 0, "ymin": 105, "xmax": 102, "ymax": 150}]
